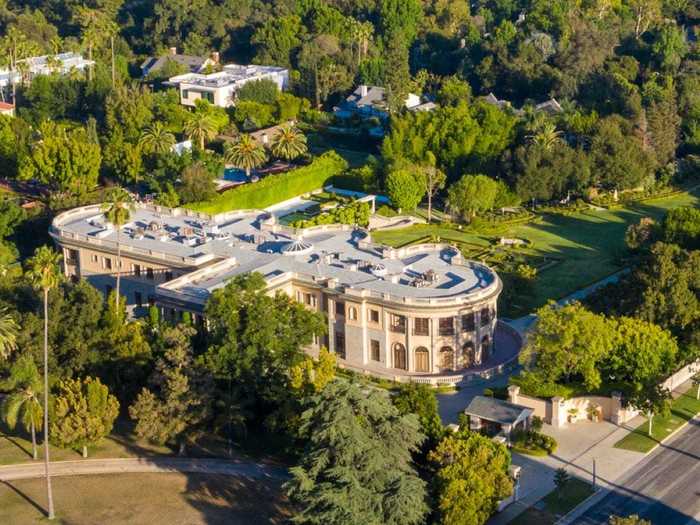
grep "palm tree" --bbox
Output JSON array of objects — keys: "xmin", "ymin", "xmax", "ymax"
[
  {"xmin": 527, "ymin": 122, "xmax": 564, "ymax": 151},
  {"xmin": 139, "ymin": 122, "xmax": 176, "ymax": 155},
  {"xmin": 224, "ymin": 134, "xmax": 267, "ymax": 178},
  {"xmin": 270, "ymin": 125, "xmax": 308, "ymax": 161},
  {"xmin": 183, "ymin": 113, "xmax": 217, "ymax": 150},
  {"xmin": 101, "ymin": 187, "xmax": 135, "ymax": 311},
  {"xmin": 0, "ymin": 307, "xmax": 18, "ymax": 360},
  {"xmin": 1, "ymin": 355, "xmax": 43, "ymax": 460},
  {"xmin": 26, "ymin": 245, "xmax": 63, "ymax": 521}
]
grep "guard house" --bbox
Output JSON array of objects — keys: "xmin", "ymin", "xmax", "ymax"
[{"xmin": 464, "ymin": 396, "xmax": 533, "ymax": 440}]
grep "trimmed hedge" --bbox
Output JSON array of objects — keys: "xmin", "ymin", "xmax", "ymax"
[{"xmin": 187, "ymin": 151, "xmax": 349, "ymax": 213}]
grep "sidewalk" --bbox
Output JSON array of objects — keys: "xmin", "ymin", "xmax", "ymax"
[
  {"xmin": 488, "ymin": 379, "xmax": 696, "ymax": 524},
  {"xmin": 0, "ymin": 457, "xmax": 289, "ymax": 482}
]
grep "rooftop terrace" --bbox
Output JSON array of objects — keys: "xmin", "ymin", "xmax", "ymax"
[{"xmin": 52, "ymin": 203, "xmax": 500, "ymax": 308}]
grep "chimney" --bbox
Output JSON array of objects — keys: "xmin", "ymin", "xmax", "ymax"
[
  {"xmin": 169, "ymin": 47, "xmax": 177, "ymax": 55},
  {"xmin": 211, "ymin": 51, "xmax": 220, "ymax": 64},
  {"xmin": 360, "ymin": 85, "xmax": 368, "ymax": 97}
]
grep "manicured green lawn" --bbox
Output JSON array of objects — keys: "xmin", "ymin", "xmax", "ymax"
[
  {"xmin": 0, "ymin": 472, "xmax": 291, "ymax": 524},
  {"xmin": 373, "ymin": 188, "xmax": 700, "ymax": 316},
  {"xmin": 509, "ymin": 478, "xmax": 594, "ymax": 525},
  {"xmin": 614, "ymin": 382, "xmax": 700, "ymax": 453}
]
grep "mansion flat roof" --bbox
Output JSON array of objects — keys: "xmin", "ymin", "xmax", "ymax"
[{"xmin": 52, "ymin": 204, "xmax": 500, "ymax": 306}]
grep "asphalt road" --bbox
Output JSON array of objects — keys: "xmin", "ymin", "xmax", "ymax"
[{"xmin": 573, "ymin": 417, "xmax": 700, "ymax": 525}]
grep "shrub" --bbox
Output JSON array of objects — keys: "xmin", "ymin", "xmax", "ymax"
[
  {"xmin": 292, "ymin": 201, "xmax": 370, "ymax": 228},
  {"xmin": 511, "ymin": 429, "xmax": 558, "ymax": 455},
  {"xmin": 188, "ymin": 151, "xmax": 349, "ymax": 213}
]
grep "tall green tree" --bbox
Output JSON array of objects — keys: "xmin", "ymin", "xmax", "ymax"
[
  {"xmin": 223, "ymin": 134, "xmax": 267, "ymax": 177},
  {"xmin": 101, "ymin": 187, "xmax": 135, "ymax": 310},
  {"xmin": 385, "ymin": 168, "xmax": 425, "ymax": 212},
  {"xmin": 50, "ymin": 376, "xmax": 119, "ymax": 458},
  {"xmin": 139, "ymin": 122, "xmax": 176, "ymax": 155},
  {"xmin": 0, "ymin": 307, "xmax": 18, "ymax": 360},
  {"xmin": 19, "ymin": 122, "xmax": 102, "ymax": 199},
  {"xmin": 286, "ymin": 381, "xmax": 428, "ymax": 525},
  {"xmin": 447, "ymin": 174, "xmax": 499, "ymax": 221},
  {"xmin": 26, "ymin": 245, "xmax": 62, "ymax": 521},
  {"xmin": 129, "ymin": 325, "xmax": 213, "ymax": 455},
  {"xmin": 270, "ymin": 125, "xmax": 308, "ymax": 161},
  {"xmin": 428, "ymin": 431, "xmax": 513, "ymax": 525},
  {"xmin": 422, "ymin": 152, "xmax": 446, "ymax": 223},
  {"xmin": 519, "ymin": 302, "xmax": 615, "ymax": 392},
  {"xmin": 183, "ymin": 112, "xmax": 217, "ymax": 150},
  {"xmin": 1, "ymin": 355, "xmax": 43, "ymax": 460},
  {"xmin": 393, "ymin": 382, "xmax": 444, "ymax": 446}
]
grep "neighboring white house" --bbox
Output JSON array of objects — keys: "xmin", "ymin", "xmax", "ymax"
[
  {"xmin": 334, "ymin": 85, "xmax": 422, "ymax": 120},
  {"xmin": 166, "ymin": 63, "xmax": 289, "ymax": 108},
  {"xmin": 170, "ymin": 140, "xmax": 193, "ymax": 156},
  {"xmin": 17, "ymin": 52, "xmax": 94, "ymax": 80}
]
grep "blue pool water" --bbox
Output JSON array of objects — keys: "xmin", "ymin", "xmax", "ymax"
[{"xmin": 222, "ymin": 168, "xmax": 248, "ymax": 183}]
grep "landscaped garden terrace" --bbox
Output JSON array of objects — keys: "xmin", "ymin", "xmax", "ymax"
[{"xmin": 372, "ymin": 186, "xmax": 700, "ymax": 318}]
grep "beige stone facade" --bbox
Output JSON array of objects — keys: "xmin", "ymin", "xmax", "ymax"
[{"xmin": 51, "ymin": 203, "xmax": 502, "ymax": 378}]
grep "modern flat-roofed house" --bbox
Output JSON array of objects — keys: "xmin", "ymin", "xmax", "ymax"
[
  {"xmin": 141, "ymin": 48, "xmax": 219, "ymax": 78},
  {"xmin": 167, "ymin": 63, "xmax": 289, "ymax": 108},
  {"xmin": 17, "ymin": 52, "xmax": 94, "ymax": 80},
  {"xmin": 335, "ymin": 85, "xmax": 422, "ymax": 120},
  {"xmin": 50, "ymin": 202, "xmax": 502, "ymax": 381}
]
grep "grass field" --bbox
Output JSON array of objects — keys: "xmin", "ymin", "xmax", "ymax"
[
  {"xmin": 614, "ymin": 380, "xmax": 700, "ymax": 453},
  {"xmin": 372, "ymin": 188, "xmax": 700, "ymax": 316},
  {"xmin": 0, "ymin": 473, "xmax": 291, "ymax": 524},
  {"xmin": 509, "ymin": 478, "xmax": 594, "ymax": 525}
]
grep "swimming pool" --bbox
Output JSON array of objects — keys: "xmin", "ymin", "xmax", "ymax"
[{"xmin": 222, "ymin": 167, "xmax": 248, "ymax": 183}]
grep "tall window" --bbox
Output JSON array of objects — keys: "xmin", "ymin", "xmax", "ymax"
[
  {"xmin": 439, "ymin": 317, "xmax": 455, "ymax": 336},
  {"xmin": 440, "ymin": 346, "xmax": 455, "ymax": 370},
  {"xmin": 146, "ymin": 267, "xmax": 155, "ymax": 280},
  {"xmin": 390, "ymin": 314, "xmax": 406, "ymax": 334},
  {"xmin": 133, "ymin": 264, "xmax": 141, "ymax": 277},
  {"xmin": 370, "ymin": 309, "xmax": 380, "ymax": 323},
  {"xmin": 66, "ymin": 249, "xmax": 78, "ymax": 263},
  {"xmin": 414, "ymin": 317, "xmax": 429, "ymax": 336},
  {"xmin": 462, "ymin": 312, "xmax": 476, "ymax": 331},
  {"xmin": 335, "ymin": 332, "xmax": 346, "ymax": 359},
  {"xmin": 103, "ymin": 257, "xmax": 112, "ymax": 270},
  {"xmin": 335, "ymin": 300, "xmax": 345, "ymax": 317},
  {"xmin": 370, "ymin": 340, "xmax": 380, "ymax": 361},
  {"xmin": 393, "ymin": 342, "xmax": 407, "ymax": 370},
  {"xmin": 348, "ymin": 306, "xmax": 358, "ymax": 321},
  {"xmin": 414, "ymin": 347, "xmax": 429, "ymax": 372}
]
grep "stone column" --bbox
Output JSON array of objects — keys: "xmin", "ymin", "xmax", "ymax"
[
  {"xmin": 406, "ymin": 316, "xmax": 414, "ymax": 372},
  {"xmin": 508, "ymin": 385, "xmax": 520, "ymax": 404},
  {"xmin": 551, "ymin": 396, "xmax": 564, "ymax": 428}
]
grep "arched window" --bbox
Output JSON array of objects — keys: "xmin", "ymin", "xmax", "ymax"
[
  {"xmin": 348, "ymin": 306, "xmax": 358, "ymax": 321},
  {"xmin": 393, "ymin": 342, "xmax": 407, "ymax": 370},
  {"xmin": 440, "ymin": 346, "xmax": 454, "ymax": 371},
  {"xmin": 481, "ymin": 335, "xmax": 491, "ymax": 361},
  {"xmin": 461, "ymin": 341, "xmax": 475, "ymax": 369},
  {"xmin": 414, "ymin": 347, "xmax": 430, "ymax": 373}
]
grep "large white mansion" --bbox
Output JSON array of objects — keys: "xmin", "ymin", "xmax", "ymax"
[{"xmin": 50, "ymin": 203, "xmax": 502, "ymax": 378}]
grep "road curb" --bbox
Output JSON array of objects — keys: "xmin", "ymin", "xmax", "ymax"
[{"xmin": 554, "ymin": 487, "xmax": 606, "ymax": 525}]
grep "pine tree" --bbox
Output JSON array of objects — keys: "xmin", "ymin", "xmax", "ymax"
[{"xmin": 286, "ymin": 381, "xmax": 428, "ymax": 525}]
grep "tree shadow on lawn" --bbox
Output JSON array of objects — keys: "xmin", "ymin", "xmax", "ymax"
[
  {"xmin": 0, "ymin": 481, "xmax": 46, "ymax": 517},
  {"xmin": 0, "ymin": 419, "xmax": 35, "ymax": 460},
  {"xmin": 185, "ymin": 473, "xmax": 292, "ymax": 525}
]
